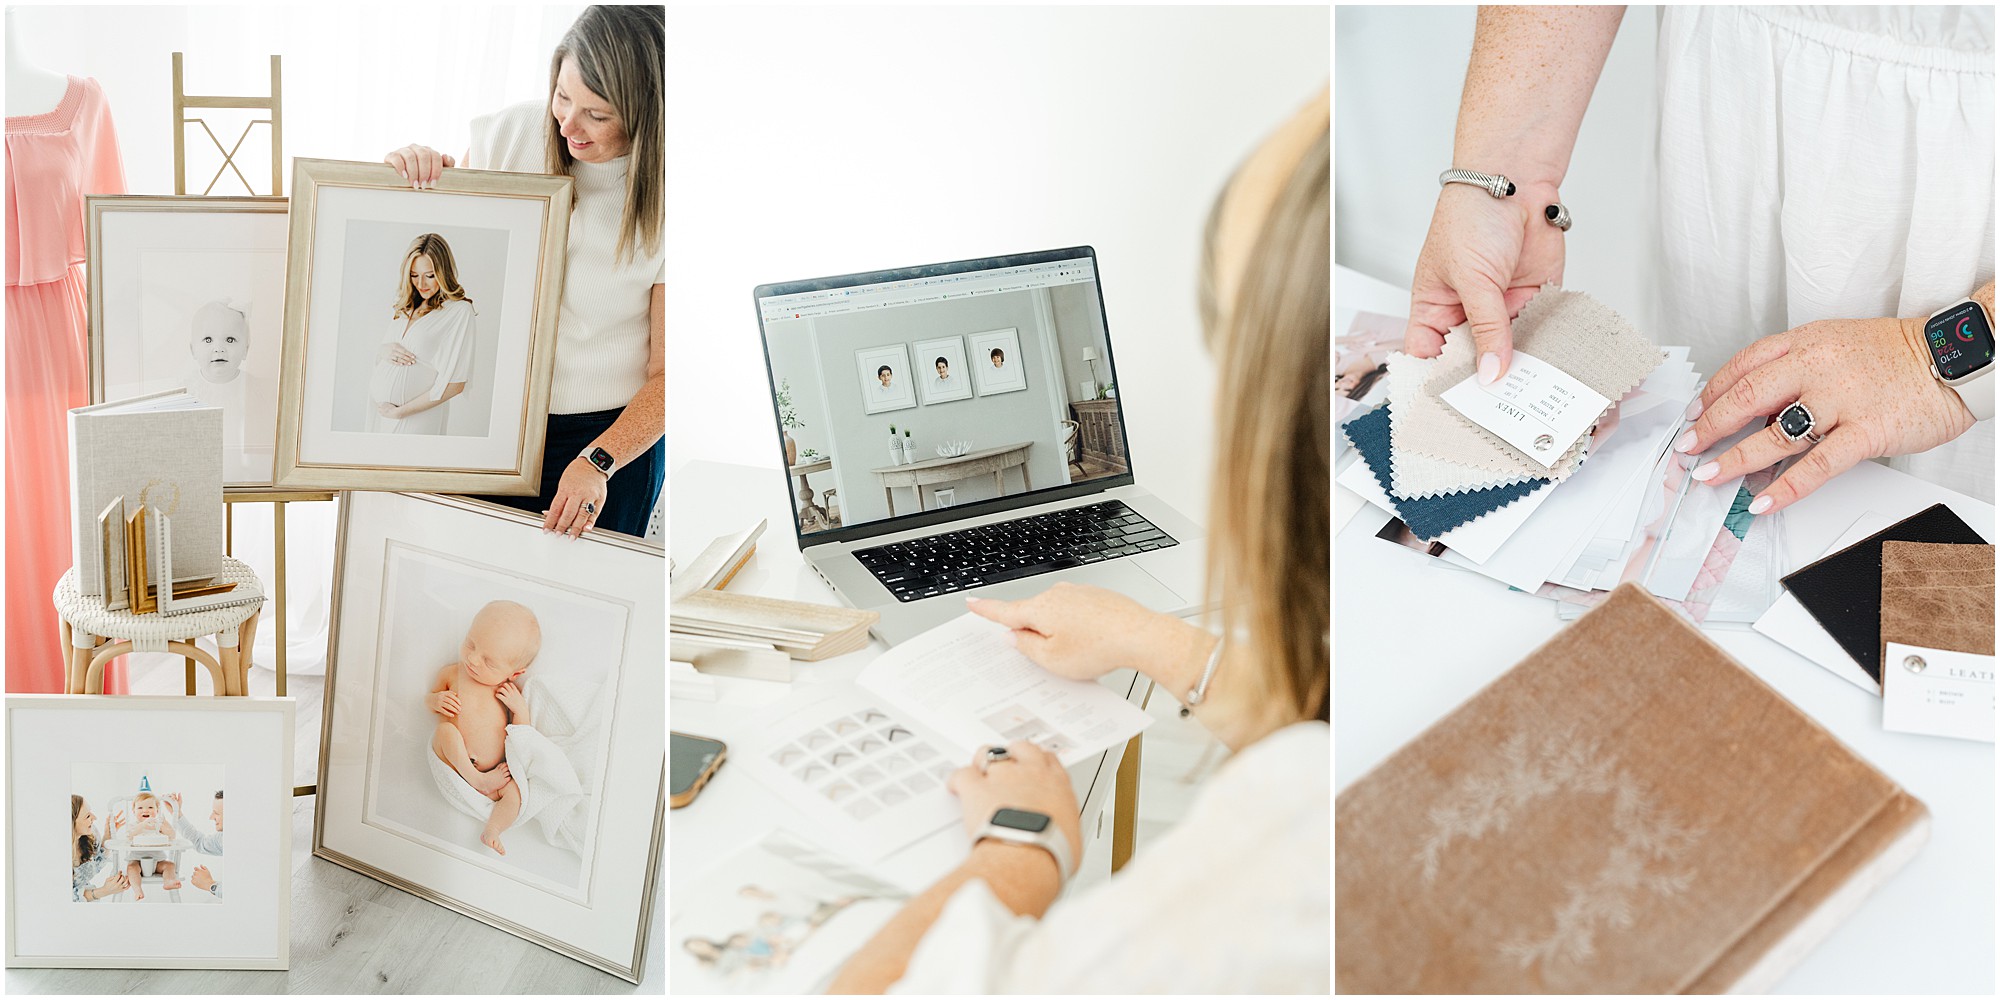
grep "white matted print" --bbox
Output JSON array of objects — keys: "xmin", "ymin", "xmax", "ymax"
[
  {"xmin": 88, "ymin": 197, "xmax": 287, "ymax": 488},
  {"xmin": 7, "ymin": 696, "xmax": 293, "ymax": 970},
  {"xmin": 968, "ymin": 327, "xmax": 1027, "ymax": 396},
  {"xmin": 361, "ymin": 541, "xmax": 627, "ymax": 900},
  {"xmin": 854, "ymin": 343, "xmax": 916, "ymax": 415},
  {"xmin": 277, "ymin": 159, "xmax": 568, "ymax": 494},
  {"xmin": 317, "ymin": 492, "xmax": 665, "ymax": 983},
  {"xmin": 912, "ymin": 336, "xmax": 972, "ymax": 406}
]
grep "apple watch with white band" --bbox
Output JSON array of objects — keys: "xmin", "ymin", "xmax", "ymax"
[
  {"xmin": 1922, "ymin": 298, "xmax": 1995, "ymax": 421},
  {"xmin": 975, "ymin": 807, "xmax": 1073, "ymax": 887},
  {"xmin": 579, "ymin": 445, "xmax": 616, "ymax": 477}
]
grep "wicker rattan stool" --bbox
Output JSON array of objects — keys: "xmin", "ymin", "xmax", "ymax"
[{"xmin": 54, "ymin": 558, "xmax": 265, "ymax": 695}]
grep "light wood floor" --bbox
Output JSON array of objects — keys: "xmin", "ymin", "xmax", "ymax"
[{"xmin": 6, "ymin": 660, "xmax": 665, "ymax": 995}]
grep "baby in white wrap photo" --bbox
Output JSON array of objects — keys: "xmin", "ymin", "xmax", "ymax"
[{"xmin": 428, "ymin": 600, "xmax": 543, "ymax": 855}]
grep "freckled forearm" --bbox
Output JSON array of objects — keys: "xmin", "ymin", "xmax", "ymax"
[{"xmin": 1454, "ymin": 6, "xmax": 1625, "ymax": 186}]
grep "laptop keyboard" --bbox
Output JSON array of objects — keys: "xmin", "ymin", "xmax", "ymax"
[{"xmin": 854, "ymin": 500, "xmax": 1178, "ymax": 603}]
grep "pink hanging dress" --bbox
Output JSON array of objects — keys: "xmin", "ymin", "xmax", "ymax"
[{"xmin": 6, "ymin": 76, "xmax": 128, "ymax": 693}]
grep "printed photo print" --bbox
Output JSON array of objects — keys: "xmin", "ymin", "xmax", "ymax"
[
  {"xmin": 70, "ymin": 762, "xmax": 227, "ymax": 906},
  {"xmin": 362, "ymin": 542, "xmax": 629, "ymax": 899},
  {"xmin": 329, "ymin": 225, "xmax": 506, "ymax": 438}
]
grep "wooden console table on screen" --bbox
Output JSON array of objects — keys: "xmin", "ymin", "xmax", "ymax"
[{"xmin": 871, "ymin": 442, "xmax": 1032, "ymax": 516}]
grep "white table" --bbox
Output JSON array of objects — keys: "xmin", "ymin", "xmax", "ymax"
[
  {"xmin": 671, "ymin": 460, "xmax": 1145, "ymax": 905},
  {"xmin": 1335, "ymin": 444, "xmax": 1996, "ymax": 993}
]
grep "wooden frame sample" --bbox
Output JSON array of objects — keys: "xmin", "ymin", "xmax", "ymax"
[
  {"xmin": 274, "ymin": 158, "xmax": 569, "ymax": 493},
  {"xmin": 315, "ymin": 491, "xmax": 663, "ymax": 982}
]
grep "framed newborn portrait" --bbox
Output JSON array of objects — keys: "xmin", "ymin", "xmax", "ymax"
[
  {"xmin": 912, "ymin": 335, "xmax": 973, "ymax": 406},
  {"xmin": 316, "ymin": 491, "xmax": 665, "ymax": 983},
  {"xmin": 86, "ymin": 196, "xmax": 289, "ymax": 490},
  {"xmin": 5, "ymin": 695, "xmax": 294, "ymax": 970},
  {"xmin": 273, "ymin": 158, "xmax": 570, "ymax": 494}
]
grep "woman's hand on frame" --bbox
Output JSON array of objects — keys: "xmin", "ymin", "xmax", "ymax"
[
  {"xmin": 546, "ymin": 458, "xmax": 609, "ymax": 539},
  {"xmin": 385, "ymin": 144, "xmax": 455, "ymax": 189}
]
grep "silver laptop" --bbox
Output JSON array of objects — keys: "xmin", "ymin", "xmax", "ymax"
[{"xmin": 754, "ymin": 246, "xmax": 1206, "ymax": 645}]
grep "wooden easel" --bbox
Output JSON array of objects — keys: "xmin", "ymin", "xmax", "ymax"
[{"xmin": 173, "ymin": 52, "xmax": 324, "ymax": 796}]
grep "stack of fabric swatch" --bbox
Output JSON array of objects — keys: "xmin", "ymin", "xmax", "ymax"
[{"xmin": 1339, "ymin": 287, "xmax": 1786, "ymax": 625}]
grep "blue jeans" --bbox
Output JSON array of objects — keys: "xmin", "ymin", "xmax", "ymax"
[{"xmin": 473, "ymin": 408, "xmax": 663, "ymax": 539}]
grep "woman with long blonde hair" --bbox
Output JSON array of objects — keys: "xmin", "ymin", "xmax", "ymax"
[
  {"xmin": 70, "ymin": 795, "xmax": 130, "ymax": 903},
  {"xmin": 370, "ymin": 232, "xmax": 478, "ymax": 436},
  {"xmin": 829, "ymin": 89, "xmax": 1330, "ymax": 993},
  {"xmin": 386, "ymin": 5, "xmax": 664, "ymax": 537}
]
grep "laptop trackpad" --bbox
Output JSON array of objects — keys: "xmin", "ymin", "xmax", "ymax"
[{"xmin": 969, "ymin": 560, "xmax": 1182, "ymax": 611}]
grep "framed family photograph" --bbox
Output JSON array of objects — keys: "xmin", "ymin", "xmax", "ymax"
[
  {"xmin": 274, "ymin": 158, "xmax": 570, "ymax": 494},
  {"xmin": 5, "ymin": 695, "xmax": 294, "ymax": 970},
  {"xmin": 854, "ymin": 343, "xmax": 916, "ymax": 415},
  {"xmin": 968, "ymin": 327, "xmax": 1027, "ymax": 396},
  {"xmin": 912, "ymin": 335, "xmax": 972, "ymax": 406},
  {"xmin": 87, "ymin": 196, "xmax": 289, "ymax": 489},
  {"xmin": 315, "ymin": 491, "xmax": 665, "ymax": 983}
]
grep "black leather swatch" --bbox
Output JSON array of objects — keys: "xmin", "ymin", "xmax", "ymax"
[{"xmin": 1781, "ymin": 503, "xmax": 1990, "ymax": 684}]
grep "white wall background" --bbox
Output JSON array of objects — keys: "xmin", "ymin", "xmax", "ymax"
[
  {"xmin": 1334, "ymin": 5, "xmax": 1660, "ymax": 338},
  {"xmin": 666, "ymin": 5, "xmax": 1331, "ymax": 530}
]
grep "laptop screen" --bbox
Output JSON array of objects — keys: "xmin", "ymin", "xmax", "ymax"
[{"xmin": 755, "ymin": 247, "xmax": 1136, "ymax": 544}]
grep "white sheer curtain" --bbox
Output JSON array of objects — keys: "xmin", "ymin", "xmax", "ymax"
[{"xmin": 14, "ymin": 4, "xmax": 588, "ymax": 679}]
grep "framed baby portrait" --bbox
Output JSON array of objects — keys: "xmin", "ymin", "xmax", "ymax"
[
  {"xmin": 4, "ymin": 695, "xmax": 294, "ymax": 970},
  {"xmin": 912, "ymin": 335, "xmax": 972, "ymax": 406},
  {"xmin": 315, "ymin": 491, "xmax": 665, "ymax": 983},
  {"xmin": 273, "ymin": 158, "xmax": 570, "ymax": 494},
  {"xmin": 968, "ymin": 327, "xmax": 1027, "ymax": 396},
  {"xmin": 86, "ymin": 196, "xmax": 289, "ymax": 490}
]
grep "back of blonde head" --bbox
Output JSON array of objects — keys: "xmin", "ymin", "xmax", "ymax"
[{"xmin": 1200, "ymin": 95, "xmax": 1331, "ymax": 725}]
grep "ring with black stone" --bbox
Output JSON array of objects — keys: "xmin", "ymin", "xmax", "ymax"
[
  {"xmin": 1775, "ymin": 401, "xmax": 1821, "ymax": 444},
  {"xmin": 976, "ymin": 745, "xmax": 1014, "ymax": 774}
]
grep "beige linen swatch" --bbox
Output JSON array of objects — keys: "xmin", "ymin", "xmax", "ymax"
[
  {"xmin": 1385, "ymin": 351, "xmax": 1541, "ymax": 498},
  {"xmin": 1423, "ymin": 286, "xmax": 1664, "ymax": 478}
]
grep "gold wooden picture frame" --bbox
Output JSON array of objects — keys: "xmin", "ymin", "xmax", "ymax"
[
  {"xmin": 274, "ymin": 158, "xmax": 569, "ymax": 494},
  {"xmin": 313, "ymin": 491, "xmax": 662, "ymax": 983},
  {"xmin": 85, "ymin": 195, "xmax": 291, "ymax": 491}
]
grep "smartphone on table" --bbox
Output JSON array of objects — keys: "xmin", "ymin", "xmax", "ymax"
[{"xmin": 671, "ymin": 731, "xmax": 727, "ymax": 808}]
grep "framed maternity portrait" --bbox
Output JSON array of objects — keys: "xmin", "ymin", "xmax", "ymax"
[
  {"xmin": 274, "ymin": 158, "xmax": 570, "ymax": 493},
  {"xmin": 5, "ymin": 695, "xmax": 294, "ymax": 970},
  {"xmin": 315, "ymin": 491, "xmax": 665, "ymax": 982},
  {"xmin": 87, "ymin": 196, "xmax": 288, "ymax": 489}
]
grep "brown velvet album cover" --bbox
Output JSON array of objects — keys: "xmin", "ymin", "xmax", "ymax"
[
  {"xmin": 1879, "ymin": 541, "xmax": 1996, "ymax": 664},
  {"xmin": 1335, "ymin": 584, "xmax": 1928, "ymax": 994}
]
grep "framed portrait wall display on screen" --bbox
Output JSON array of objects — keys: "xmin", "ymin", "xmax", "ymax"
[
  {"xmin": 274, "ymin": 158, "xmax": 570, "ymax": 494},
  {"xmin": 5, "ymin": 695, "xmax": 295, "ymax": 970},
  {"xmin": 314, "ymin": 491, "xmax": 665, "ymax": 982},
  {"xmin": 87, "ymin": 195, "xmax": 289, "ymax": 490}
]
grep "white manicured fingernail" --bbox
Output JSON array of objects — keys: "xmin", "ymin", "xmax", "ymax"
[
  {"xmin": 1477, "ymin": 353, "xmax": 1500, "ymax": 385},
  {"xmin": 1684, "ymin": 397, "xmax": 1704, "ymax": 420},
  {"xmin": 1691, "ymin": 462, "xmax": 1719, "ymax": 482},
  {"xmin": 1749, "ymin": 496, "xmax": 1773, "ymax": 515},
  {"xmin": 1673, "ymin": 430, "xmax": 1698, "ymax": 454}
]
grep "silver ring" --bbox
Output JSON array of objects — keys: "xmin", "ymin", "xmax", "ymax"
[
  {"xmin": 976, "ymin": 745, "xmax": 1013, "ymax": 774},
  {"xmin": 1774, "ymin": 401, "xmax": 1819, "ymax": 445},
  {"xmin": 1544, "ymin": 202, "xmax": 1572, "ymax": 231},
  {"xmin": 580, "ymin": 500, "xmax": 597, "ymax": 515}
]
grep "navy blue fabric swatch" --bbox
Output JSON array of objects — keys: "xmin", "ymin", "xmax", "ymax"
[{"xmin": 1343, "ymin": 404, "xmax": 1549, "ymax": 541}]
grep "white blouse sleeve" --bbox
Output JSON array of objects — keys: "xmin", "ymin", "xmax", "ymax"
[
  {"xmin": 886, "ymin": 722, "xmax": 1331, "ymax": 994},
  {"xmin": 428, "ymin": 302, "xmax": 477, "ymax": 398}
]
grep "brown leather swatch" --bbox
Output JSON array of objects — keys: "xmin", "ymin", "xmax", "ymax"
[
  {"xmin": 1336, "ymin": 583, "xmax": 1920, "ymax": 994},
  {"xmin": 1879, "ymin": 541, "xmax": 1995, "ymax": 663}
]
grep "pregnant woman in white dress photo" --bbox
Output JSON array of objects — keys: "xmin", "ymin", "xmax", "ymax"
[{"xmin": 372, "ymin": 232, "xmax": 477, "ymax": 436}]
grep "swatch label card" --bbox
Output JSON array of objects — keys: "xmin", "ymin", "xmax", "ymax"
[
  {"xmin": 1439, "ymin": 350, "xmax": 1611, "ymax": 469},
  {"xmin": 1883, "ymin": 641, "xmax": 1995, "ymax": 743}
]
